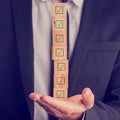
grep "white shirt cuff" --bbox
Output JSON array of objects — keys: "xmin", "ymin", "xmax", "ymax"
[{"xmin": 58, "ymin": 112, "xmax": 85, "ymax": 120}]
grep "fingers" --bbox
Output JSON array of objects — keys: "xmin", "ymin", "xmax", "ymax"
[
  {"xmin": 29, "ymin": 93, "xmax": 67, "ymax": 113},
  {"xmin": 68, "ymin": 95, "xmax": 82, "ymax": 104},
  {"xmin": 39, "ymin": 95, "xmax": 85, "ymax": 119},
  {"xmin": 29, "ymin": 90, "xmax": 94, "ymax": 120},
  {"xmin": 29, "ymin": 93, "xmax": 57, "ymax": 112},
  {"xmin": 81, "ymin": 88, "xmax": 94, "ymax": 110},
  {"xmin": 29, "ymin": 93, "xmax": 41, "ymax": 101},
  {"xmin": 29, "ymin": 93, "xmax": 62, "ymax": 117},
  {"xmin": 39, "ymin": 95, "xmax": 75, "ymax": 113},
  {"xmin": 29, "ymin": 93, "xmax": 84, "ymax": 117}
]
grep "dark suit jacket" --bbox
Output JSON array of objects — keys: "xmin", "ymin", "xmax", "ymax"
[{"xmin": 0, "ymin": 0, "xmax": 120, "ymax": 119}]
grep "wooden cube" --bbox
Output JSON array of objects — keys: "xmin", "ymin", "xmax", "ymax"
[
  {"xmin": 52, "ymin": 3, "xmax": 67, "ymax": 18},
  {"xmin": 53, "ymin": 88, "xmax": 68, "ymax": 100},
  {"xmin": 54, "ymin": 60, "xmax": 68, "ymax": 74},
  {"xmin": 52, "ymin": 31, "xmax": 67, "ymax": 46},
  {"xmin": 52, "ymin": 46, "xmax": 67, "ymax": 60},
  {"xmin": 52, "ymin": 17, "xmax": 67, "ymax": 32},
  {"xmin": 54, "ymin": 74, "xmax": 68, "ymax": 88}
]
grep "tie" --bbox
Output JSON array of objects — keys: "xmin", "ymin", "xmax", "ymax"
[
  {"xmin": 52, "ymin": 2, "xmax": 69, "ymax": 100},
  {"xmin": 49, "ymin": 2, "xmax": 69, "ymax": 119},
  {"xmin": 61, "ymin": 0, "xmax": 68, "ymax": 2}
]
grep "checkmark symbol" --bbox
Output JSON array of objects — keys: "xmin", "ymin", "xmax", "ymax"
[
  {"xmin": 58, "ymin": 92, "xmax": 64, "ymax": 98},
  {"xmin": 56, "ymin": 21, "xmax": 63, "ymax": 28},
  {"xmin": 58, "ymin": 64, "xmax": 65, "ymax": 71},
  {"xmin": 56, "ymin": 7, "xmax": 63, "ymax": 14},
  {"xmin": 56, "ymin": 8, "xmax": 62, "ymax": 13},
  {"xmin": 60, "ymin": 65, "xmax": 64, "ymax": 70},
  {"xmin": 58, "ymin": 93, "xmax": 62, "ymax": 97},
  {"xmin": 58, "ymin": 78, "xmax": 64, "ymax": 84},
  {"xmin": 58, "ymin": 22, "xmax": 62, "ymax": 27},
  {"xmin": 57, "ymin": 36, "xmax": 63, "ymax": 42},
  {"xmin": 57, "ymin": 50, "xmax": 63, "ymax": 57}
]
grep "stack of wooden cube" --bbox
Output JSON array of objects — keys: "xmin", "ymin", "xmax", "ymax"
[{"xmin": 52, "ymin": 3, "xmax": 68, "ymax": 100}]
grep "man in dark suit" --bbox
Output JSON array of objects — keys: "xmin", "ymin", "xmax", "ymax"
[{"xmin": 0, "ymin": 0, "xmax": 120, "ymax": 119}]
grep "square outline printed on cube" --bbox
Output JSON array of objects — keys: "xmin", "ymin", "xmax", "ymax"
[
  {"xmin": 52, "ymin": 46, "xmax": 67, "ymax": 60},
  {"xmin": 54, "ymin": 74, "xmax": 68, "ymax": 88},
  {"xmin": 57, "ymin": 77, "xmax": 65, "ymax": 85},
  {"xmin": 54, "ymin": 60, "xmax": 68, "ymax": 74},
  {"xmin": 57, "ymin": 90, "xmax": 64, "ymax": 98},
  {"xmin": 52, "ymin": 18, "xmax": 67, "ymax": 31},
  {"xmin": 56, "ymin": 48, "xmax": 64, "ymax": 57},
  {"xmin": 55, "ymin": 20, "xmax": 63, "ymax": 28},
  {"xmin": 52, "ymin": 31, "xmax": 67, "ymax": 46},
  {"xmin": 53, "ymin": 88, "xmax": 68, "ymax": 99},
  {"xmin": 52, "ymin": 3, "xmax": 67, "ymax": 17},
  {"xmin": 56, "ymin": 34, "xmax": 64, "ymax": 42},
  {"xmin": 57, "ymin": 63, "xmax": 65, "ymax": 71},
  {"xmin": 55, "ymin": 6, "xmax": 63, "ymax": 14}
]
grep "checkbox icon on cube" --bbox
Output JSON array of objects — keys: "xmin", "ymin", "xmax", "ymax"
[
  {"xmin": 54, "ymin": 74, "xmax": 68, "ymax": 88},
  {"xmin": 56, "ymin": 48, "xmax": 64, "ymax": 57},
  {"xmin": 55, "ymin": 20, "xmax": 63, "ymax": 28},
  {"xmin": 52, "ymin": 3, "xmax": 67, "ymax": 18},
  {"xmin": 56, "ymin": 34, "xmax": 64, "ymax": 42},
  {"xmin": 52, "ymin": 46, "xmax": 67, "ymax": 60},
  {"xmin": 55, "ymin": 6, "xmax": 63, "ymax": 14},
  {"xmin": 54, "ymin": 60, "xmax": 68, "ymax": 74},
  {"xmin": 52, "ymin": 18, "xmax": 66, "ymax": 31},
  {"xmin": 57, "ymin": 63, "xmax": 66, "ymax": 71},
  {"xmin": 52, "ymin": 31, "xmax": 67, "ymax": 45},
  {"xmin": 57, "ymin": 77, "xmax": 65, "ymax": 85},
  {"xmin": 57, "ymin": 90, "xmax": 64, "ymax": 98}
]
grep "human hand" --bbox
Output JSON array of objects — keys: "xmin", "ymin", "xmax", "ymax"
[{"xmin": 29, "ymin": 88, "xmax": 94, "ymax": 120}]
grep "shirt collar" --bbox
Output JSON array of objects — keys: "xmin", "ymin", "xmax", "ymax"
[
  {"xmin": 71, "ymin": 0, "xmax": 83, "ymax": 7},
  {"xmin": 39, "ymin": 0, "xmax": 83, "ymax": 8}
]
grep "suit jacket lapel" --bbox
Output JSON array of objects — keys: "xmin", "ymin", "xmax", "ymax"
[
  {"xmin": 69, "ymin": 0, "xmax": 103, "ymax": 96},
  {"xmin": 12, "ymin": 0, "xmax": 34, "ymax": 119}
]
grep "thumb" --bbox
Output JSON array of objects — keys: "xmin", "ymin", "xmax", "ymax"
[{"xmin": 82, "ymin": 88, "xmax": 94, "ymax": 110}]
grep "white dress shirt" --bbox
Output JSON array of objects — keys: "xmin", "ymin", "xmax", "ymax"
[{"xmin": 32, "ymin": 0, "xmax": 84, "ymax": 119}]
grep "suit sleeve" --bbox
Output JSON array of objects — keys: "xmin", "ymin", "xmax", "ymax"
[{"xmin": 85, "ymin": 51, "xmax": 120, "ymax": 120}]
